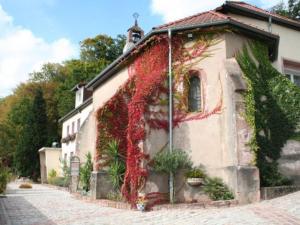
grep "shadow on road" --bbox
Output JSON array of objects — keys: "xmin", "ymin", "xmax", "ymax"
[{"xmin": 0, "ymin": 195, "xmax": 55, "ymax": 225}]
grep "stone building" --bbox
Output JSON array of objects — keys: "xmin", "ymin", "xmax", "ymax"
[{"xmin": 60, "ymin": 1, "xmax": 300, "ymax": 204}]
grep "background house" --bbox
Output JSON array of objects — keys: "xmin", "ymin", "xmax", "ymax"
[{"xmin": 59, "ymin": 83, "xmax": 93, "ymax": 164}]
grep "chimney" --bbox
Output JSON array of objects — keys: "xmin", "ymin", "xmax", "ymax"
[{"xmin": 123, "ymin": 13, "xmax": 144, "ymax": 53}]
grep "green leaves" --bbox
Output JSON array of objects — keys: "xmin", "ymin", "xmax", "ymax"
[
  {"xmin": 108, "ymin": 161, "xmax": 126, "ymax": 190},
  {"xmin": 237, "ymin": 41, "xmax": 300, "ymax": 186},
  {"xmin": 105, "ymin": 140, "xmax": 126, "ymax": 190},
  {"xmin": 80, "ymin": 152, "xmax": 93, "ymax": 192},
  {"xmin": 152, "ymin": 149, "xmax": 192, "ymax": 174},
  {"xmin": 203, "ymin": 177, "xmax": 234, "ymax": 201}
]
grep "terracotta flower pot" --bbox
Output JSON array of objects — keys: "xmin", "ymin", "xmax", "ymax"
[{"xmin": 187, "ymin": 178, "xmax": 204, "ymax": 186}]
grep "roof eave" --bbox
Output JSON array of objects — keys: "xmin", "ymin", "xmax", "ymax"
[
  {"xmin": 86, "ymin": 20, "xmax": 231, "ymax": 90},
  {"xmin": 58, "ymin": 97, "xmax": 93, "ymax": 123},
  {"xmin": 220, "ymin": 2, "xmax": 300, "ymax": 31},
  {"xmin": 87, "ymin": 19, "xmax": 279, "ymax": 90}
]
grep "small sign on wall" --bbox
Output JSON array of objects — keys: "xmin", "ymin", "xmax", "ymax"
[{"xmin": 70, "ymin": 156, "xmax": 80, "ymax": 176}]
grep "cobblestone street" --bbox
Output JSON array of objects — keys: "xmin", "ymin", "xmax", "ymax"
[{"xmin": 1, "ymin": 182, "xmax": 300, "ymax": 225}]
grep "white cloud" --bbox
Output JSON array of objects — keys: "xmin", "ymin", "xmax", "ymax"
[
  {"xmin": 150, "ymin": 0, "xmax": 225, "ymax": 22},
  {"xmin": 0, "ymin": 5, "xmax": 77, "ymax": 97}
]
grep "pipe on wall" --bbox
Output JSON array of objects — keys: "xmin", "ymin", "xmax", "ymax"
[{"xmin": 168, "ymin": 28, "xmax": 174, "ymax": 203}]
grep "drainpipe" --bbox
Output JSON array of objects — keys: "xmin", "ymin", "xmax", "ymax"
[
  {"xmin": 168, "ymin": 28, "xmax": 174, "ymax": 203},
  {"xmin": 268, "ymin": 16, "xmax": 272, "ymax": 33}
]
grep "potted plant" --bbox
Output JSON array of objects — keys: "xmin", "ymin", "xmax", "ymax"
[
  {"xmin": 185, "ymin": 167, "xmax": 206, "ymax": 186},
  {"xmin": 136, "ymin": 195, "xmax": 147, "ymax": 212}
]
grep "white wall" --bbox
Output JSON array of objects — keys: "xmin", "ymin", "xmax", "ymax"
[
  {"xmin": 228, "ymin": 13, "xmax": 300, "ymax": 72},
  {"xmin": 61, "ymin": 103, "xmax": 93, "ymax": 163}
]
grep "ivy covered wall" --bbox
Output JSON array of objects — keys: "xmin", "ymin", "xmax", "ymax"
[{"xmin": 237, "ymin": 41, "xmax": 300, "ymax": 187}]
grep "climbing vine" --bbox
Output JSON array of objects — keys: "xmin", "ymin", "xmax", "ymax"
[
  {"xmin": 237, "ymin": 41, "xmax": 300, "ymax": 187},
  {"xmin": 96, "ymin": 31, "xmax": 224, "ymax": 205}
]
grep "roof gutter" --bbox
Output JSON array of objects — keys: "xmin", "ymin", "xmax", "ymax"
[
  {"xmin": 223, "ymin": 2, "xmax": 300, "ymax": 31},
  {"xmin": 58, "ymin": 97, "xmax": 93, "ymax": 123},
  {"xmin": 86, "ymin": 19, "xmax": 279, "ymax": 90}
]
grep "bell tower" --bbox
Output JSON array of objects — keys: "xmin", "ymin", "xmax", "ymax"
[{"xmin": 123, "ymin": 13, "xmax": 144, "ymax": 53}]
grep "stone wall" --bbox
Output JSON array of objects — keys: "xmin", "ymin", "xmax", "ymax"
[
  {"xmin": 279, "ymin": 140, "xmax": 300, "ymax": 184},
  {"xmin": 90, "ymin": 171, "xmax": 113, "ymax": 200}
]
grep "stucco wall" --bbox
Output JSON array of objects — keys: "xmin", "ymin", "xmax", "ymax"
[
  {"xmin": 143, "ymin": 33, "xmax": 259, "ymax": 203},
  {"xmin": 45, "ymin": 148, "xmax": 62, "ymax": 177},
  {"xmin": 75, "ymin": 112, "xmax": 96, "ymax": 164},
  {"xmin": 92, "ymin": 67, "xmax": 129, "ymax": 110},
  {"xmin": 39, "ymin": 151, "xmax": 46, "ymax": 183},
  {"xmin": 91, "ymin": 67, "xmax": 129, "ymax": 167},
  {"xmin": 61, "ymin": 103, "xmax": 93, "ymax": 162},
  {"xmin": 39, "ymin": 148, "xmax": 62, "ymax": 182},
  {"xmin": 227, "ymin": 13, "xmax": 300, "ymax": 71},
  {"xmin": 279, "ymin": 140, "xmax": 300, "ymax": 184}
]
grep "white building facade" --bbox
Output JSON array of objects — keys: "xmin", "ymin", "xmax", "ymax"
[{"xmin": 60, "ymin": 85, "xmax": 93, "ymax": 164}]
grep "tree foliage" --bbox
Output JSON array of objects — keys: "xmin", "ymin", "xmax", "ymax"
[
  {"xmin": 272, "ymin": 0, "xmax": 300, "ymax": 19},
  {"xmin": 0, "ymin": 33, "xmax": 125, "ymax": 177},
  {"xmin": 14, "ymin": 88, "xmax": 48, "ymax": 180}
]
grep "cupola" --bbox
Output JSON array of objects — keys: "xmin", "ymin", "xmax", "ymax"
[{"xmin": 123, "ymin": 13, "xmax": 144, "ymax": 53}]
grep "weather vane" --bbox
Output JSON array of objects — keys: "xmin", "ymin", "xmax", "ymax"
[{"xmin": 133, "ymin": 12, "xmax": 139, "ymax": 20}]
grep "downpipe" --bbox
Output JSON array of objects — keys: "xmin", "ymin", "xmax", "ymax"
[{"xmin": 168, "ymin": 28, "xmax": 174, "ymax": 204}]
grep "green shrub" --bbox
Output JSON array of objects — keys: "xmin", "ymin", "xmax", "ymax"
[
  {"xmin": 185, "ymin": 167, "xmax": 206, "ymax": 178},
  {"xmin": 80, "ymin": 152, "xmax": 93, "ymax": 192},
  {"xmin": 152, "ymin": 149, "xmax": 192, "ymax": 174},
  {"xmin": 105, "ymin": 140, "xmax": 126, "ymax": 190},
  {"xmin": 48, "ymin": 177, "xmax": 67, "ymax": 187},
  {"xmin": 60, "ymin": 159, "xmax": 71, "ymax": 187},
  {"xmin": 0, "ymin": 166, "xmax": 9, "ymax": 193},
  {"xmin": 48, "ymin": 169, "xmax": 57, "ymax": 179},
  {"xmin": 203, "ymin": 177, "xmax": 234, "ymax": 201}
]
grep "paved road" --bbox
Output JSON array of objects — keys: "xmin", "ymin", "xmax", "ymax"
[{"xmin": 1, "ymin": 182, "xmax": 300, "ymax": 225}]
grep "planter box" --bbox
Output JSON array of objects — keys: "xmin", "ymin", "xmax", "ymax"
[{"xmin": 187, "ymin": 178, "xmax": 204, "ymax": 186}]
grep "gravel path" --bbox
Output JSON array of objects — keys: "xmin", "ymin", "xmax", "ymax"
[{"xmin": 1, "ymin": 182, "xmax": 300, "ymax": 225}]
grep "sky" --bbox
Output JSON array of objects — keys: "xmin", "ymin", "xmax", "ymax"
[{"xmin": 0, "ymin": 0, "xmax": 284, "ymax": 97}]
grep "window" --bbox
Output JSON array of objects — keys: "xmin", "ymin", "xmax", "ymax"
[
  {"xmin": 67, "ymin": 125, "xmax": 70, "ymax": 135},
  {"xmin": 283, "ymin": 59, "xmax": 300, "ymax": 87},
  {"xmin": 72, "ymin": 121, "xmax": 75, "ymax": 134},
  {"xmin": 188, "ymin": 75, "xmax": 201, "ymax": 112},
  {"xmin": 77, "ymin": 118, "xmax": 81, "ymax": 132},
  {"xmin": 64, "ymin": 153, "xmax": 67, "ymax": 161}
]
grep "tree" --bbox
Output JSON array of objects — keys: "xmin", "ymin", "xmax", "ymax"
[
  {"xmin": 80, "ymin": 34, "xmax": 126, "ymax": 63},
  {"xmin": 272, "ymin": 0, "xmax": 300, "ymax": 19},
  {"xmin": 14, "ymin": 88, "xmax": 48, "ymax": 180}
]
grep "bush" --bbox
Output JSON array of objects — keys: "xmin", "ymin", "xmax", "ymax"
[
  {"xmin": 185, "ymin": 167, "xmax": 206, "ymax": 178},
  {"xmin": 152, "ymin": 149, "xmax": 192, "ymax": 174},
  {"xmin": 48, "ymin": 177, "xmax": 66, "ymax": 187},
  {"xmin": 19, "ymin": 183, "xmax": 32, "ymax": 189},
  {"xmin": 105, "ymin": 140, "xmax": 126, "ymax": 190},
  {"xmin": 79, "ymin": 152, "xmax": 93, "ymax": 192},
  {"xmin": 0, "ymin": 166, "xmax": 9, "ymax": 193},
  {"xmin": 60, "ymin": 159, "xmax": 71, "ymax": 187},
  {"xmin": 48, "ymin": 169, "xmax": 57, "ymax": 179},
  {"xmin": 203, "ymin": 177, "xmax": 234, "ymax": 201}
]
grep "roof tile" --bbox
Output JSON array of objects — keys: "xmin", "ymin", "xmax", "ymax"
[{"xmin": 153, "ymin": 11, "xmax": 229, "ymax": 31}]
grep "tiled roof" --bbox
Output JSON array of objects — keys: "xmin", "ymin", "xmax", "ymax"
[
  {"xmin": 153, "ymin": 11, "xmax": 229, "ymax": 31},
  {"xmin": 153, "ymin": 1, "xmax": 300, "ymax": 32},
  {"xmin": 223, "ymin": 1, "xmax": 300, "ymax": 26}
]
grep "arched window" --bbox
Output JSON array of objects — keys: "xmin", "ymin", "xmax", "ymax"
[{"xmin": 188, "ymin": 75, "xmax": 201, "ymax": 112}]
